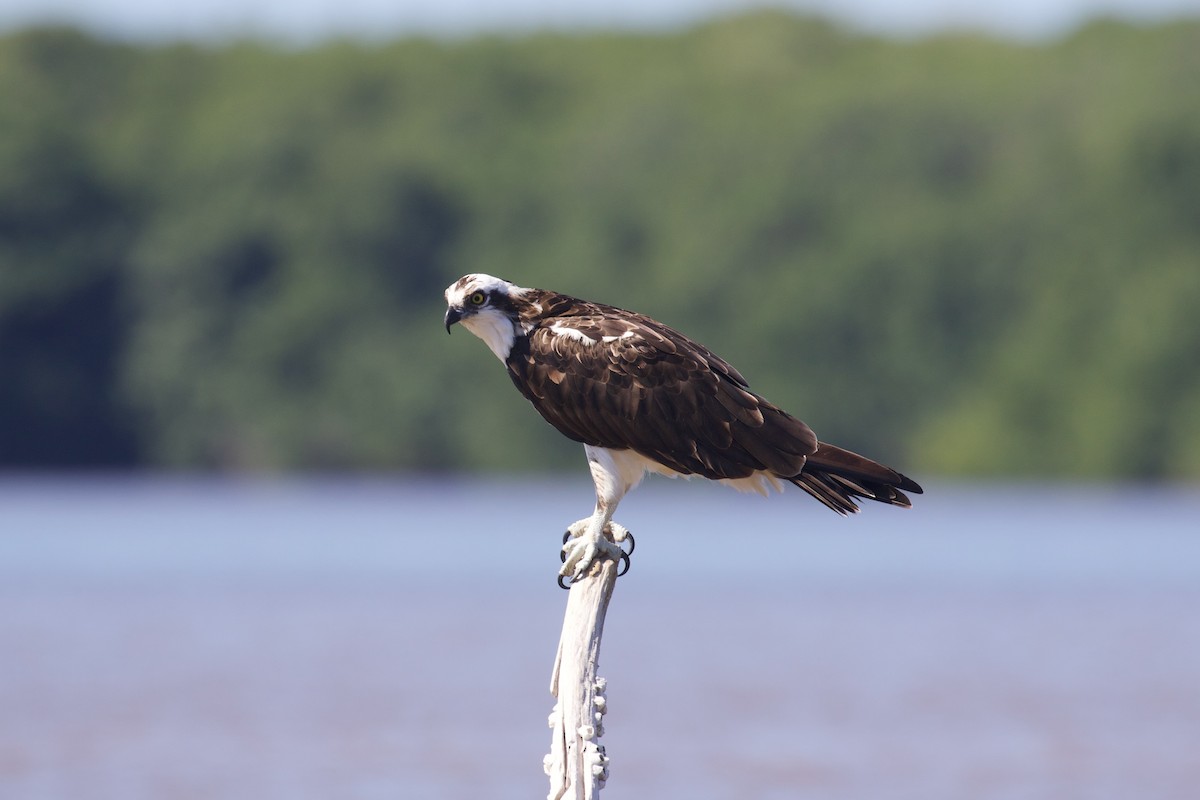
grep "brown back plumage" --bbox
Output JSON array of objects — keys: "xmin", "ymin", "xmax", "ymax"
[{"xmin": 504, "ymin": 290, "xmax": 923, "ymax": 513}]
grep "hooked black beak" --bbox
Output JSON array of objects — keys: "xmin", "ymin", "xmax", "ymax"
[{"xmin": 444, "ymin": 306, "xmax": 463, "ymax": 334}]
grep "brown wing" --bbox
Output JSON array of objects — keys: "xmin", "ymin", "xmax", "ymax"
[{"xmin": 505, "ymin": 307, "xmax": 818, "ymax": 481}]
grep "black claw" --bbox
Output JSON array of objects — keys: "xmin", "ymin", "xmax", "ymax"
[
  {"xmin": 617, "ymin": 552, "xmax": 631, "ymax": 577},
  {"xmin": 558, "ymin": 574, "xmax": 572, "ymax": 590},
  {"xmin": 562, "ymin": 530, "xmax": 573, "ymax": 545},
  {"xmin": 623, "ymin": 531, "xmax": 635, "ymax": 557}
]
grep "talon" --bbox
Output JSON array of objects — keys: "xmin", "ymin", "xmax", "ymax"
[
  {"xmin": 559, "ymin": 519, "xmax": 627, "ymax": 581},
  {"xmin": 558, "ymin": 574, "xmax": 572, "ymax": 590},
  {"xmin": 561, "ymin": 529, "xmax": 576, "ymax": 563},
  {"xmin": 617, "ymin": 551, "xmax": 631, "ymax": 577},
  {"xmin": 623, "ymin": 531, "xmax": 635, "ymax": 557}
]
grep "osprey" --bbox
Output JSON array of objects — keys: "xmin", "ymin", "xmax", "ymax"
[{"xmin": 444, "ymin": 274, "xmax": 922, "ymax": 581}]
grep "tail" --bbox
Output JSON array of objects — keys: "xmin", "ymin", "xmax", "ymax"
[{"xmin": 789, "ymin": 442, "xmax": 923, "ymax": 515}]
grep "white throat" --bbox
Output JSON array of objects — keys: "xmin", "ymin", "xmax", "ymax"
[{"xmin": 461, "ymin": 308, "xmax": 518, "ymax": 361}]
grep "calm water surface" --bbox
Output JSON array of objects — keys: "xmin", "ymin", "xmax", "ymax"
[{"xmin": 1, "ymin": 477, "xmax": 1198, "ymax": 800}]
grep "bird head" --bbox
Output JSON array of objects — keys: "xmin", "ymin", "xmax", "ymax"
[{"xmin": 444, "ymin": 273, "xmax": 530, "ymax": 361}]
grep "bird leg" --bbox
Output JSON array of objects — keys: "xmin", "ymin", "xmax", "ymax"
[
  {"xmin": 560, "ymin": 517, "xmax": 630, "ymax": 582},
  {"xmin": 560, "ymin": 445, "xmax": 638, "ymax": 585}
]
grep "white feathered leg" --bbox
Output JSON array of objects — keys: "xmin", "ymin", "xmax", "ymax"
[{"xmin": 561, "ymin": 446, "xmax": 641, "ymax": 580}]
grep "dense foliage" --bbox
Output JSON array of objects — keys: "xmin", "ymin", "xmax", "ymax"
[{"xmin": 2, "ymin": 15, "xmax": 1199, "ymax": 478}]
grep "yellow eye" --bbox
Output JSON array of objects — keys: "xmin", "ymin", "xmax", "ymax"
[{"xmin": 469, "ymin": 291, "xmax": 486, "ymax": 306}]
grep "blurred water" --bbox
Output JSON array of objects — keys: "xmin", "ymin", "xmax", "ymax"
[{"xmin": 1, "ymin": 476, "xmax": 1198, "ymax": 799}]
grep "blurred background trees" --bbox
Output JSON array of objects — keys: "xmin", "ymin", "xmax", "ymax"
[{"xmin": 2, "ymin": 15, "xmax": 1199, "ymax": 478}]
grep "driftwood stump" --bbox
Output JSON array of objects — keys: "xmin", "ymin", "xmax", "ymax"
[{"xmin": 543, "ymin": 551, "xmax": 620, "ymax": 800}]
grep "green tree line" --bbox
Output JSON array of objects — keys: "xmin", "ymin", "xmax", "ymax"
[{"xmin": 2, "ymin": 14, "xmax": 1199, "ymax": 478}]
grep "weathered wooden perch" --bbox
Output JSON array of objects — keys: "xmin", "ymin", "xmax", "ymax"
[{"xmin": 543, "ymin": 546, "xmax": 621, "ymax": 799}]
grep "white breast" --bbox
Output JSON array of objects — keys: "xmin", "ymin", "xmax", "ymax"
[{"xmin": 461, "ymin": 309, "xmax": 518, "ymax": 361}]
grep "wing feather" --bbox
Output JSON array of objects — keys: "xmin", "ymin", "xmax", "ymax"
[{"xmin": 507, "ymin": 307, "xmax": 817, "ymax": 481}]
